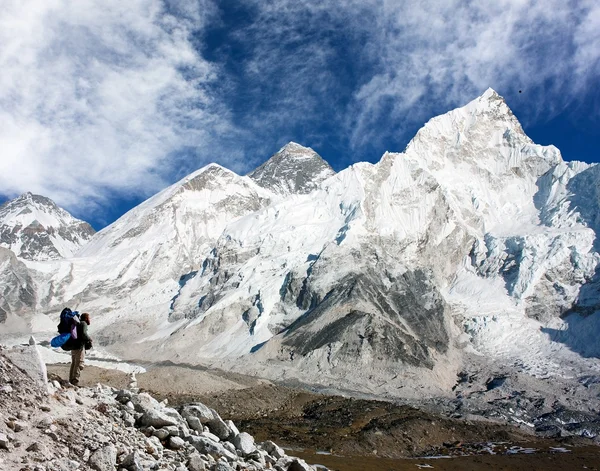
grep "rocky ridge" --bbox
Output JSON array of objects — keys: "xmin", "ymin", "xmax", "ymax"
[
  {"xmin": 1, "ymin": 90, "xmax": 600, "ymax": 430},
  {"xmin": 0, "ymin": 344, "xmax": 321, "ymax": 471},
  {"xmin": 248, "ymin": 142, "xmax": 335, "ymax": 196},
  {"xmin": 0, "ymin": 192, "xmax": 95, "ymax": 261}
]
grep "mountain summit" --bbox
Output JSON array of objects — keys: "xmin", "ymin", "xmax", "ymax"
[
  {"xmin": 3, "ymin": 90, "xmax": 600, "ymax": 431},
  {"xmin": 0, "ymin": 193, "xmax": 95, "ymax": 261},
  {"xmin": 248, "ymin": 142, "xmax": 335, "ymax": 195}
]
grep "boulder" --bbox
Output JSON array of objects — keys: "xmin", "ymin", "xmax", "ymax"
[
  {"xmin": 232, "ymin": 432, "xmax": 256, "ymax": 456},
  {"xmin": 181, "ymin": 403, "xmax": 232, "ymax": 440},
  {"xmin": 185, "ymin": 435, "xmax": 237, "ymax": 461},
  {"xmin": 140, "ymin": 408, "xmax": 179, "ymax": 428},
  {"xmin": 120, "ymin": 451, "xmax": 143, "ymax": 471},
  {"xmin": 261, "ymin": 440, "xmax": 286, "ymax": 459},
  {"xmin": 215, "ymin": 461, "xmax": 235, "ymax": 471},
  {"xmin": 4, "ymin": 345, "xmax": 48, "ymax": 393},
  {"xmin": 226, "ymin": 419, "xmax": 240, "ymax": 437},
  {"xmin": 89, "ymin": 444, "xmax": 117, "ymax": 471},
  {"xmin": 187, "ymin": 452, "xmax": 207, "ymax": 471},
  {"xmin": 169, "ymin": 436, "xmax": 185, "ymax": 450}
]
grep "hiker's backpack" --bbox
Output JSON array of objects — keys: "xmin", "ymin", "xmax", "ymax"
[
  {"xmin": 50, "ymin": 333, "xmax": 71, "ymax": 348},
  {"xmin": 57, "ymin": 308, "xmax": 79, "ymax": 334}
]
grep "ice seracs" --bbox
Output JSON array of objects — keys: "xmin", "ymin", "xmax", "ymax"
[{"xmin": 1, "ymin": 89, "xmax": 600, "ymax": 422}]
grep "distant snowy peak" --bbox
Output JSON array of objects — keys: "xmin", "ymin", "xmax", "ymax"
[
  {"xmin": 248, "ymin": 142, "xmax": 336, "ymax": 195},
  {"xmin": 0, "ymin": 192, "xmax": 95, "ymax": 261}
]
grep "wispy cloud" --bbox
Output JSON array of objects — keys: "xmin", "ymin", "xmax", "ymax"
[
  {"xmin": 0, "ymin": 0, "xmax": 233, "ymax": 216},
  {"xmin": 234, "ymin": 0, "xmax": 600, "ymax": 151},
  {"xmin": 1, "ymin": 0, "xmax": 598, "ymax": 225}
]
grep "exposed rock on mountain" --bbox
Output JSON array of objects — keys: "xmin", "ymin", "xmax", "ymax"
[
  {"xmin": 248, "ymin": 142, "xmax": 335, "ymax": 195},
  {"xmin": 0, "ymin": 247, "xmax": 36, "ymax": 328},
  {"xmin": 0, "ymin": 192, "xmax": 94, "ymax": 260},
  {"xmin": 2, "ymin": 89, "xmax": 600, "ymax": 423}
]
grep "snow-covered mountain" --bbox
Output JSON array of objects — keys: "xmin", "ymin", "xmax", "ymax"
[
  {"xmin": 0, "ymin": 247, "xmax": 36, "ymax": 327},
  {"xmin": 248, "ymin": 142, "xmax": 336, "ymax": 195},
  {"xmin": 0, "ymin": 193, "xmax": 95, "ymax": 261},
  {"xmin": 2, "ymin": 90, "xmax": 600, "ymax": 417}
]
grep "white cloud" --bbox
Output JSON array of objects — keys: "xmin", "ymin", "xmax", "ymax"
[
  {"xmin": 2, "ymin": 0, "xmax": 598, "ymax": 223},
  {"xmin": 239, "ymin": 0, "xmax": 600, "ymax": 150},
  {"xmin": 0, "ymin": 0, "xmax": 231, "ymax": 214},
  {"xmin": 348, "ymin": 0, "xmax": 600, "ymax": 147}
]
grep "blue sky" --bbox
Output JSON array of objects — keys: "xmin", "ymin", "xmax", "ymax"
[{"xmin": 1, "ymin": 0, "xmax": 599, "ymax": 230}]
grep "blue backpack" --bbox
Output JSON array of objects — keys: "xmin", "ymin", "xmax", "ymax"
[
  {"xmin": 57, "ymin": 308, "xmax": 79, "ymax": 334},
  {"xmin": 50, "ymin": 308, "xmax": 80, "ymax": 348}
]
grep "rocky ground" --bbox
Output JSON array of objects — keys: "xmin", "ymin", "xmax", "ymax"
[
  {"xmin": 0, "ymin": 345, "xmax": 320, "ymax": 471},
  {"xmin": 44, "ymin": 359, "xmax": 600, "ymax": 471}
]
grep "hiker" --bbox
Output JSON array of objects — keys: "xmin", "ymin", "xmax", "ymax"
[{"xmin": 66, "ymin": 312, "xmax": 92, "ymax": 385}]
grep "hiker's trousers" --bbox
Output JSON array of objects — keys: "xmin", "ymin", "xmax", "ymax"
[{"xmin": 70, "ymin": 349, "xmax": 85, "ymax": 384}]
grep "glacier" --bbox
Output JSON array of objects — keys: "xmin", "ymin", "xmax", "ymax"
[{"xmin": 1, "ymin": 89, "xmax": 600, "ymax": 428}]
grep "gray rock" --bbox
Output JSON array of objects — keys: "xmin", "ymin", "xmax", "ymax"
[
  {"xmin": 121, "ymin": 451, "xmax": 143, "ymax": 471},
  {"xmin": 261, "ymin": 440, "xmax": 286, "ymax": 459},
  {"xmin": 140, "ymin": 408, "xmax": 179, "ymax": 428},
  {"xmin": 232, "ymin": 432, "xmax": 256, "ymax": 456},
  {"xmin": 200, "ymin": 431, "xmax": 220, "ymax": 443},
  {"xmin": 214, "ymin": 462, "xmax": 234, "ymax": 471},
  {"xmin": 89, "ymin": 444, "xmax": 117, "ymax": 471},
  {"xmin": 225, "ymin": 420, "xmax": 239, "ymax": 437},
  {"xmin": 4, "ymin": 345, "xmax": 49, "ymax": 393},
  {"xmin": 185, "ymin": 436, "xmax": 237, "ymax": 462},
  {"xmin": 154, "ymin": 428, "xmax": 170, "ymax": 440},
  {"xmin": 0, "ymin": 432, "xmax": 10, "ymax": 450},
  {"xmin": 187, "ymin": 452, "xmax": 206, "ymax": 471},
  {"xmin": 169, "ymin": 436, "xmax": 185, "ymax": 450}
]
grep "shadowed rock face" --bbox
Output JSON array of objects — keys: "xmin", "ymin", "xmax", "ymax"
[
  {"xmin": 281, "ymin": 269, "xmax": 449, "ymax": 369},
  {"xmin": 0, "ymin": 247, "xmax": 36, "ymax": 323},
  {"xmin": 248, "ymin": 142, "xmax": 335, "ymax": 195},
  {"xmin": 0, "ymin": 193, "xmax": 95, "ymax": 261}
]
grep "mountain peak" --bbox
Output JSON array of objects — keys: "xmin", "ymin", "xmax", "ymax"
[
  {"xmin": 248, "ymin": 143, "xmax": 336, "ymax": 195},
  {"xmin": 278, "ymin": 141, "xmax": 311, "ymax": 154},
  {"xmin": 0, "ymin": 193, "xmax": 95, "ymax": 260},
  {"xmin": 481, "ymin": 87, "xmax": 500, "ymax": 100}
]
